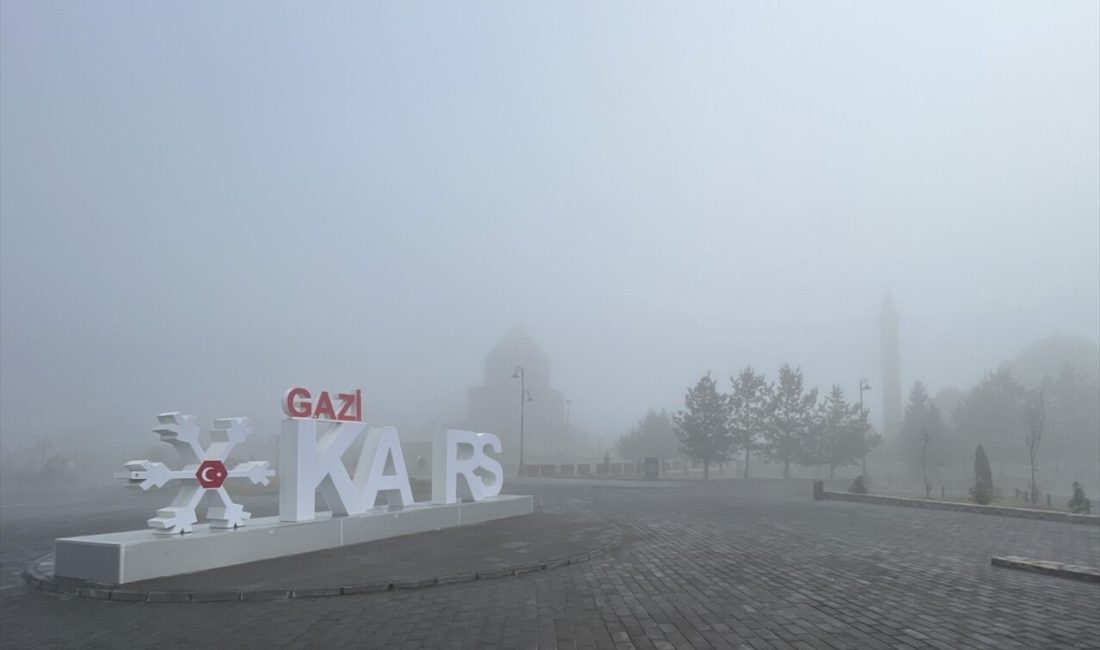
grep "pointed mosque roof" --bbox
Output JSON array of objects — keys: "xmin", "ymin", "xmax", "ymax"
[{"xmin": 484, "ymin": 324, "xmax": 550, "ymax": 385}]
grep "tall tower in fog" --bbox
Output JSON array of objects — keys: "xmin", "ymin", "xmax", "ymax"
[{"xmin": 880, "ymin": 293, "xmax": 903, "ymax": 438}]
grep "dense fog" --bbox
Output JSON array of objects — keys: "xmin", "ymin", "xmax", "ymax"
[{"xmin": 2, "ymin": 2, "xmax": 1098, "ymax": 491}]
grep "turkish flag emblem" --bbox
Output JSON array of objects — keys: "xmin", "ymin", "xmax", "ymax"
[{"xmin": 196, "ymin": 460, "xmax": 228, "ymax": 489}]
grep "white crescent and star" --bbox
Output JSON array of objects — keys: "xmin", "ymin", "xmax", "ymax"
[{"xmin": 200, "ymin": 466, "xmax": 218, "ymax": 482}]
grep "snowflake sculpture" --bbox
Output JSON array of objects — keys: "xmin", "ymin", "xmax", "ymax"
[{"xmin": 118, "ymin": 412, "xmax": 275, "ymax": 535}]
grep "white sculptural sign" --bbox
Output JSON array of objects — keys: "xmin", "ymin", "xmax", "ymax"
[
  {"xmin": 278, "ymin": 387, "xmax": 504, "ymax": 522},
  {"xmin": 122, "ymin": 387, "xmax": 506, "ymax": 532},
  {"xmin": 118, "ymin": 413, "xmax": 275, "ymax": 534}
]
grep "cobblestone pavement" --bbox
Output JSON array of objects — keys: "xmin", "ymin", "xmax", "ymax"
[{"xmin": 2, "ymin": 480, "xmax": 1098, "ymax": 649}]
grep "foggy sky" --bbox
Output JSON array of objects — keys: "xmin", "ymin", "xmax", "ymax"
[{"xmin": 2, "ymin": 1, "xmax": 1098, "ymax": 452}]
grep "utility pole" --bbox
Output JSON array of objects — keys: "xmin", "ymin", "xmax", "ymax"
[
  {"xmin": 563, "ymin": 399, "xmax": 572, "ymax": 461},
  {"xmin": 859, "ymin": 378, "xmax": 872, "ymax": 476},
  {"xmin": 511, "ymin": 366, "xmax": 532, "ymax": 477}
]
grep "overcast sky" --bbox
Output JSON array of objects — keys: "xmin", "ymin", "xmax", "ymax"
[{"xmin": 2, "ymin": 1, "xmax": 1098, "ymax": 451}]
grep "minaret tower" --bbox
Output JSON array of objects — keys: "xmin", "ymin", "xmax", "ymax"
[{"xmin": 880, "ymin": 293, "xmax": 903, "ymax": 438}]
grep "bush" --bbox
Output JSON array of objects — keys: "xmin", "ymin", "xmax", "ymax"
[
  {"xmin": 970, "ymin": 444, "xmax": 994, "ymax": 505},
  {"xmin": 971, "ymin": 482, "xmax": 994, "ymax": 505},
  {"xmin": 848, "ymin": 474, "xmax": 868, "ymax": 494},
  {"xmin": 1068, "ymin": 482, "xmax": 1092, "ymax": 515}
]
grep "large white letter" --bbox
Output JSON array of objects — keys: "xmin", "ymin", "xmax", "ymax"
[
  {"xmin": 353, "ymin": 426, "xmax": 413, "ymax": 510},
  {"xmin": 431, "ymin": 429, "xmax": 503, "ymax": 504},
  {"xmin": 279, "ymin": 419, "xmax": 366, "ymax": 522},
  {"xmin": 477, "ymin": 432, "xmax": 503, "ymax": 499}
]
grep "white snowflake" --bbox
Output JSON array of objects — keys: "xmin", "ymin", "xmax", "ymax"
[{"xmin": 118, "ymin": 412, "xmax": 275, "ymax": 535}]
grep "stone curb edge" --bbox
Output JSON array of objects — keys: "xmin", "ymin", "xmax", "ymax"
[
  {"xmin": 991, "ymin": 556, "xmax": 1100, "ymax": 583},
  {"xmin": 819, "ymin": 489, "xmax": 1100, "ymax": 526},
  {"xmin": 22, "ymin": 527, "xmax": 623, "ymax": 603}
]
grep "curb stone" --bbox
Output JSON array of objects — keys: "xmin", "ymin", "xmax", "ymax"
[
  {"xmin": 241, "ymin": 589, "xmax": 291, "ymax": 601},
  {"xmin": 78, "ymin": 587, "xmax": 111, "ymax": 600},
  {"xmin": 991, "ymin": 556, "xmax": 1100, "ymax": 583},
  {"xmin": 819, "ymin": 488, "xmax": 1100, "ymax": 526},
  {"xmin": 340, "ymin": 583, "xmax": 390, "ymax": 595},
  {"xmin": 513, "ymin": 563, "xmax": 546, "ymax": 575},
  {"xmin": 436, "ymin": 573, "xmax": 476, "ymax": 585},
  {"xmin": 190, "ymin": 591, "xmax": 241, "ymax": 602},
  {"xmin": 24, "ymin": 524, "xmax": 624, "ymax": 602},
  {"xmin": 147, "ymin": 591, "xmax": 193, "ymax": 603},
  {"xmin": 392, "ymin": 577, "xmax": 437, "ymax": 589},
  {"xmin": 292, "ymin": 587, "xmax": 341, "ymax": 598},
  {"xmin": 110, "ymin": 591, "xmax": 146, "ymax": 602}
]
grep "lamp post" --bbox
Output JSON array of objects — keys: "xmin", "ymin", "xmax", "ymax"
[
  {"xmin": 563, "ymin": 399, "xmax": 572, "ymax": 461},
  {"xmin": 511, "ymin": 366, "xmax": 532, "ymax": 477},
  {"xmin": 859, "ymin": 378, "xmax": 872, "ymax": 476}
]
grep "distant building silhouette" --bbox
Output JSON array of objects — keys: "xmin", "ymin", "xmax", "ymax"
[
  {"xmin": 880, "ymin": 293, "xmax": 903, "ymax": 439},
  {"xmin": 466, "ymin": 325, "xmax": 566, "ymax": 465}
]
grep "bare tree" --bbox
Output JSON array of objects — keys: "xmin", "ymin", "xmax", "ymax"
[{"xmin": 1023, "ymin": 391, "xmax": 1045, "ymax": 505}]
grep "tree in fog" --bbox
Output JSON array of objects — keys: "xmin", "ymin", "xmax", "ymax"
[
  {"xmin": 952, "ymin": 368, "xmax": 1026, "ymax": 462},
  {"xmin": 1068, "ymin": 482, "xmax": 1091, "ymax": 515},
  {"xmin": 1041, "ymin": 364, "xmax": 1100, "ymax": 464},
  {"xmin": 808, "ymin": 384, "xmax": 864, "ymax": 478},
  {"xmin": 728, "ymin": 366, "xmax": 772, "ymax": 478},
  {"xmin": 901, "ymin": 381, "xmax": 948, "ymax": 476},
  {"xmin": 970, "ymin": 444, "xmax": 994, "ymax": 505},
  {"xmin": 616, "ymin": 409, "xmax": 678, "ymax": 461},
  {"xmin": 852, "ymin": 410, "xmax": 882, "ymax": 477},
  {"xmin": 763, "ymin": 364, "xmax": 817, "ymax": 479},
  {"xmin": 1022, "ymin": 390, "xmax": 1045, "ymax": 505},
  {"xmin": 673, "ymin": 373, "xmax": 732, "ymax": 480}
]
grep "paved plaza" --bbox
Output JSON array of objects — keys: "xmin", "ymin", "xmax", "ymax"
[{"xmin": 1, "ymin": 480, "xmax": 1098, "ymax": 649}]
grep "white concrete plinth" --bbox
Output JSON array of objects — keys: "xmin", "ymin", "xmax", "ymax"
[{"xmin": 54, "ymin": 495, "xmax": 534, "ymax": 585}]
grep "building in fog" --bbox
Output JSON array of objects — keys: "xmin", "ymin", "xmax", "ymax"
[
  {"xmin": 465, "ymin": 325, "xmax": 570, "ymax": 466},
  {"xmin": 880, "ymin": 293, "xmax": 903, "ymax": 439}
]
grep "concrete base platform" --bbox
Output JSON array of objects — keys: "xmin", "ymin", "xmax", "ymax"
[
  {"xmin": 54, "ymin": 495, "xmax": 533, "ymax": 585},
  {"xmin": 29, "ymin": 512, "xmax": 623, "ymax": 601}
]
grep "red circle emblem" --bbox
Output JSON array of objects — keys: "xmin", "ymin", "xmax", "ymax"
[{"xmin": 196, "ymin": 459, "xmax": 228, "ymax": 489}]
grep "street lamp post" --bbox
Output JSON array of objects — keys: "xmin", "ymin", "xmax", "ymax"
[
  {"xmin": 511, "ymin": 366, "xmax": 532, "ymax": 477},
  {"xmin": 563, "ymin": 399, "xmax": 572, "ymax": 461},
  {"xmin": 859, "ymin": 378, "xmax": 872, "ymax": 476}
]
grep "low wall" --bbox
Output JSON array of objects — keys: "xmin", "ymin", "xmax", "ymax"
[{"xmin": 815, "ymin": 483, "xmax": 1099, "ymax": 526}]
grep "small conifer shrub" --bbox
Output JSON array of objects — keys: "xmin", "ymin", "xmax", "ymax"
[
  {"xmin": 1068, "ymin": 482, "xmax": 1091, "ymax": 515},
  {"xmin": 970, "ymin": 444, "xmax": 994, "ymax": 505}
]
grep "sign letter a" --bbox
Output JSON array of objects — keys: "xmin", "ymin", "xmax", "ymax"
[{"xmin": 353, "ymin": 426, "xmax": 414, "ymax": 509}]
